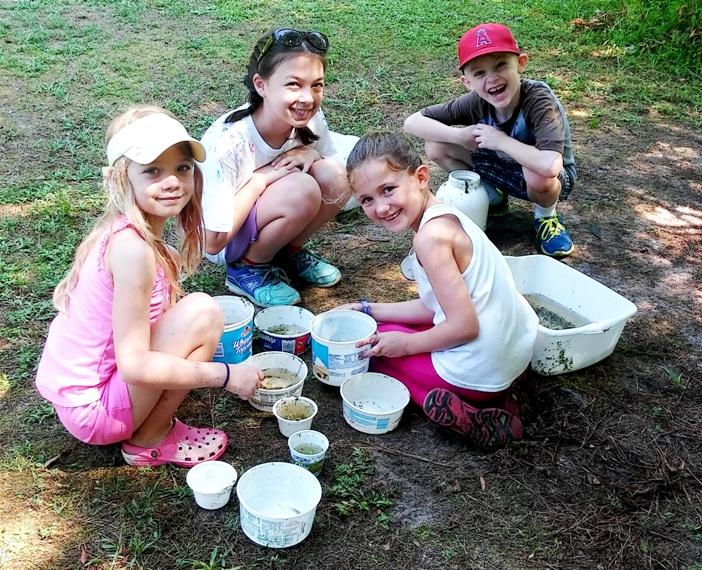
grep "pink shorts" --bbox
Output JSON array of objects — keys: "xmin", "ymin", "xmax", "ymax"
[{"xmin": 54, "ymin": 372, "xmax": 133, "ymax": 445}]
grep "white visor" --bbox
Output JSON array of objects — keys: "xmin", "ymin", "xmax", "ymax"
[{"xmin": 106, "ymin": 113, "xmax": 206, "ymax": 166}]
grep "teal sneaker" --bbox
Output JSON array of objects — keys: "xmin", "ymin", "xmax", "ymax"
[
  {"xmin": 278, "ymin": 248, "xmax": 341, "ymax": 288},
  {"xmin": 485, "ymin": 184, "xmax": 511, "ymax": 218},
  {"xmin": 226, "ymin": 262, "xmax": 301, "ymax": 307},
  {"xmin": 534, "ymin": 215, "xmax": 574, "ymax": 258}
]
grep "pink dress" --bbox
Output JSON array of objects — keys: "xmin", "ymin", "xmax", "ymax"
[{"xmin": 36, "ymin": 216, "xmax": 170, "ymax": 444}]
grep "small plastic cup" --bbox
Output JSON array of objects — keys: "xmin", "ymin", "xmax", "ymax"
[
  {"xmin": 272, "ymin": 396, "xmax": 318, "ymax": 437},
  {"xmin": 288, "ymin": 430, "xmax": 329, "ymax": 477},
  {"xmin": 186, "ymin": 461, "xmax": 238, "ymax": 510}
]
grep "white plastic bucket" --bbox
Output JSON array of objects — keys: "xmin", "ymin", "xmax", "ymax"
[
  {"xmin": 340, "ymin": 372, "xmax": 410, "ymax": 434},
  {"xmin": 310, "ymin": 309, "xmax": 377, "ymax": 387},
  {"xmin": 254, "ymin": 305, "xmax": 315, "ymax": 355},
  {"xmin": 237, "ymin": 462, "xmax": 322, "ymax": 548},
  {"xmin": 505, "ymin": 255, "xmax": 637, "ymax": 375},
  {"xmin": 186, "ymin": 461, "xmax": 238, "ymax": 510},
  {"xmin": 212, "ymin": 296, "xmax": 254, "ymax": 364},
  {"xmin": 248, "ymin": 352, "xmax": 307, "ymax": 413},
  {"xmin": 272, "ymin": 396, "xmax": 318, "ymax": 437}
]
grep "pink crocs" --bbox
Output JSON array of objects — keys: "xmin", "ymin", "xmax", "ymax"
[{"xmin": 121, "ymin": 419, "xmax": 228, "ymax": 468}]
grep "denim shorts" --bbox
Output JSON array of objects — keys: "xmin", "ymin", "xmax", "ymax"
[
  {"xmin": 54, "ymin": 372, "xmax": 133, "ymax": 446},
  {"xmin": 471, "ymin": 148, "xmax": 574, "ymax": 201}
]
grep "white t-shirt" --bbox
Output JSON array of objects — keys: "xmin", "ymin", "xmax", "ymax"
[
  {"xmin": 412, "ymin": 204, "xmax": 538, "ymax": 391},
  {"xmin": 199, "ymin": 106, "xmax": 337, "ymax": 232}
]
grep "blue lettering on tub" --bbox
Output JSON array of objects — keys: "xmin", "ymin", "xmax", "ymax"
[{"xmin": 231, "ymin": 336, "xmax": 252, "ymax": 354}]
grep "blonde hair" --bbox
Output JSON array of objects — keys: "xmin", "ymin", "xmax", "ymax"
[{"xmin": 53, "ymin": 105, "xmax": 205, "ymax": 312}]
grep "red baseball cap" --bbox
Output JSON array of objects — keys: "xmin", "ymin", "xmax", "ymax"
[{"xmin": 457, "ymin": 23, "xmax": 520, "ymax": 69}]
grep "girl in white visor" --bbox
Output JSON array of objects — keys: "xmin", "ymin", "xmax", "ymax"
[{"xmin": 36, "ymin": 106, "xmax": 262, "ymax": 468}]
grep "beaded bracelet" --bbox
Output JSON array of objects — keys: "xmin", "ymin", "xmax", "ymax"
[
  {"xmin": 221, "ymin": 362, "xmax": 231, "ymax": 389},
  {"xmin": 359, "ymin": 298, "xmax": 372, "ymax": 317}
]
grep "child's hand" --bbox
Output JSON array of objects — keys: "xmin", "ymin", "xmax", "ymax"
[
  {"xmin": 271, "ymin": 147, "xmax": 321, "ymax": 173},
  {"xmin": 226, "ymin": 364, "xmax": 263, "ymax": 400},
  {"xmin": 357, "ymin": 331, "xmax": 409, "ymax": 358},
  {"xmin": 458, "ymin": 126, "xmax": 479, "ymax": 151},
  {"xmin": 472, "ymin": 124, "xmax": 507, "ymax": 151}
]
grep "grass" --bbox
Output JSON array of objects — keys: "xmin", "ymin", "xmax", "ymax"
[
  {"xmin": 329, "ymin": 448, "xmax": 395, "ymax": 527},
  {"xmin": 1, "ymin": 0, "xmax": 701, "ymax": 568}
]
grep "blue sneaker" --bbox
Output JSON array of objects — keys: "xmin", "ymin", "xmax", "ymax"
[
  {"xmin": 226, "ymin": 262, "xmax": 301, "ymax": 307},
  {"xmin": 277, "ymin": 248, "xmax": 341, "ymax": 288},
  {"xmin": 534, "ymin": 215, "xmax": 574, "ymax": 258}
]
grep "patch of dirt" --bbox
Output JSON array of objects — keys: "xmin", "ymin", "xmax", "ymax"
[{"xmin": 2, "ymin": 110, "xmax": 701, "ymax": 569}]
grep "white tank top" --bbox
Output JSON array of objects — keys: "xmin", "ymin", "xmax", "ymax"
[{"xmin": 412, "ymin": 204, "xmax": 538, "ymax": 391}]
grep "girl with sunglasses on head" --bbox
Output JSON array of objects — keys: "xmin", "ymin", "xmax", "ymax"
[{"xmin": 200, "ymin": 28, "xmax": 351, "ymax": 307}]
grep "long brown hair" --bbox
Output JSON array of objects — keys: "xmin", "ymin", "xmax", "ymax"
[
  {"xmin": 53, "ymin": 106, "xmax": 205, "ymax": 312},
  {"xmin": 225, "ymin": 30, "xmax": 327, "ymax": 146}
]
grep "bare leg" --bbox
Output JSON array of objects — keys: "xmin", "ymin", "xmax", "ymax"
[
  {"xmin": 290, "ymin": 158, "xmax": 351, "ymax": 246},
  {"xmin": 125, "ymin": 292, "xmax": 223, "ymax": 446},
  {"xmin": 245, "ymin": 171, "xmax": 321, "ymax": 263},
  {"xmin": 426, "ymin": 141, "xmax": 473, "ymax": 172},
  {"xmin": 523, "ymin": 166, "xmax": 561, "ymax": 207}
]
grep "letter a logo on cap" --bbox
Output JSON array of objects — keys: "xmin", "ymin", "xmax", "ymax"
[{"xmin": 475, "ymin": 27, "xmax": 491, "ymax": 47}]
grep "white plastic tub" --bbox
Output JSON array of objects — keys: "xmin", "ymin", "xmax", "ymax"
[
  {"xmin": 310, "ymin": 309, "xmax": 377, "ymax": 387},
  {"xmin": 340, "ymin": 372, "xmax": 410, "ymax": 434},
  {"xmin": 248, "ymin": 352, "xmax": 307, "ymax": 413},
  {"xmin": 254, "ymin": 305, "xmax": 315, "ymax": 355},
  {"xmin": 186, "ymin": 461, "xmax": 238, "ymax": 510},
  {"xmin": 272, "ymin": 396, "xmax": 318, "ymax": 437},
  {"xmin": 237, "ymin": 462, "xmax": 322, "ymax": 548},
  {"xmin": 505, "ymin": 255, "xmax": 637, "ymax": 375}
]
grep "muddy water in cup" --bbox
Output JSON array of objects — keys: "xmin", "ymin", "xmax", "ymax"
[
  {"xmin": 295, "ymin": 443, "xmax": 323, "ymax": 455},
  {"xmin": 260, "ymin": 367, "xmax": 299, "ymax": 390},
  {"xmin": 278, "ymin": 402, "xmax": 312, "ymax": 421},
  {"xmin": 524, "ymin": 293, "xmax": 591, "ymax": 330}
]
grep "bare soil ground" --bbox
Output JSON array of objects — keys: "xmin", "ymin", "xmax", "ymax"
[{"xmin": 1, "ymin": 113, "xmax": 699, "ymax": 569}]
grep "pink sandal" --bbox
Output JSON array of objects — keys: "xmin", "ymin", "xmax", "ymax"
[{"xmin": 121, "ymin": 419, "xmax": 228, "ymax": 468}]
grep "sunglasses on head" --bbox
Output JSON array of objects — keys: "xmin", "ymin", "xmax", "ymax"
[{"xmin": 256, "ymin": 28, "xmax": 329, "ymax": 63}]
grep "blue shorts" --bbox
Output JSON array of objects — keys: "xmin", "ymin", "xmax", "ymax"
[{"xmin": 471, "ymin": 149, "xmax": 574, "ymax": 201}]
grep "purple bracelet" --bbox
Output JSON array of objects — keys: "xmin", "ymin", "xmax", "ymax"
[
  {"xmin": 359, "ymin": 298, "xmax": 372, "ymax": 317},
  {"xmin": 221, "ymin": 362, "xmax": 231, "ymax": 389}
]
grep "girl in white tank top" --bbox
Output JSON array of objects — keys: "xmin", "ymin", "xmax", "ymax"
[{"xmin": 341, "ymin": 132, "xmax": 537, "ymax": 449}]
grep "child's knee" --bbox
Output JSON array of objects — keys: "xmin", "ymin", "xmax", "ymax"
[
  {"xmin": 286, "ymin": 171, "xmax": 322, "ymax": 214},
  {"xmin": 309, "ymin": 158, "xmax": 350, "ymax": 201},
  {"xmin": 524, "ymin": 168, "xmax": 560, "ymax": 196},
  {"xmin": 425, "ymin": 140, "xmax": 447, "ymax": 163},
  {"xmin": 183, "ymin": 293, "xmax": 224, "ymax": 342}
]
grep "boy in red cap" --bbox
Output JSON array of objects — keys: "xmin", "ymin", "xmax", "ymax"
[{"xmin": 404, "ymin": 23, "xmax": 576, "ymax": 257}]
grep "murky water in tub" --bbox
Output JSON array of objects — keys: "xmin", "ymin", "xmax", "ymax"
[
  {"xmin": 524, "ymin": 293, "xmax": 591, "ymax": 330},
  {"xmin": 260, "ymin": 368, "xmax": 298, "ymax": 390}
]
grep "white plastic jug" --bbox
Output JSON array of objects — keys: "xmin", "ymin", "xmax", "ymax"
[{"xmin": 435, "ymin": 170, "xmax": 490, "ymax": 230}]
